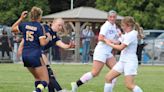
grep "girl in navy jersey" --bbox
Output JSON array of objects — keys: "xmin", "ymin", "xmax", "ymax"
[
  {"xmin": 18, "ymin": 18, "xmax": 74, "ymax": 92},
  {"xmin": 12, "ymin": 7, "xmax": 50, "ymax": 92},
  {"xmin": 104, "ymin": 16, "xmax": 143, "ymax": 92},
  {"xmin": 42, "ymin": 18, "xmax": 74, "ymax": 92}
]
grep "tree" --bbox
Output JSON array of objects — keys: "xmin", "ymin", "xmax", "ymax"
[
  {"xmin": 48, "ymin": 0, "xmax": 96, "ymax": 13},
  {"xmin": 96, "ymin": 0, "xmax": 164, "ymax": 29},
  {"xmin": 0, "ymin": 0, "xmax": 50, "ymax": 26}
]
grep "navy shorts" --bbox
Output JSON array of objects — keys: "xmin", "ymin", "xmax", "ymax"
[{"xmin": 22, "ymin": 48, "xmax": 43, "ymax": 67}]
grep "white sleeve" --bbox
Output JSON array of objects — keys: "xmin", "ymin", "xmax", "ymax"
[
  {"xmin": 118, "ymin": 35, "xmax": 124, "ymax": 42},
  {"xmin": 99, "ymin": 24, "xmax": 108, "ymax": 36},
  {"xmin": 122, "ymin": 32, "xmax": 137, "ymax": 45}
]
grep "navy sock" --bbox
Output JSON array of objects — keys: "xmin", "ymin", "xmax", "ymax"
[
  {"xmin": 47, "ymin": 65, "xmax": 62, "ymax": 91},
  {"xmin": 77, "ymin": 80, "xmax": 83, "ymax": 87},
  {"xmin": 36, "ymin": 81, "xmax": 48, "ymax": 92},
  {"xmin": 35, "ymin": 81, "xmax": 41, "ymax": 88}
]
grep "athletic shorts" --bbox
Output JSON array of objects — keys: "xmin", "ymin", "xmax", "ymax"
[
  {"xmin": 93, "ymin": 47, "xmax": 113, "ymax": 63},
  {"xmin": 113, "ymin": 61, "xmax": 138, "ymax": 76},
  {"xmin": 22, "ymin": 48, "xmax": 42, "ymax": 67}
]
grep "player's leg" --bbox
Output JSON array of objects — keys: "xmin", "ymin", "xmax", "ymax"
[
  {"xmin": 28, "ymin": 58, "xmax": 49, "ymax": 92},
  {"xmin": 124, "ymin": 62, "xmax": 143, "ymax": 92},
  {"xmin": 71, "ymin": 60, "xmax": 104, "ymax": 92},
  {"xmin": 104, "ymin": 69, "xmax": 120, "ymax": 92},
  {"xmin": 42, "ymin": 54, "xmax": 63, "ymax": 92},
  {"xmin": 106, "ymin": 56, "xmax": 117, "ymax": 87},
  {"xmin": 47, "ymin": 65, "xmax": 62, "ymax": 92},
  {"xmin": 125, "ymin": 75, "xmax": 143, "ymax": 92},
  {"xmin": 31, "ymin": 66, "xmax": 49, "ymax": 92},
  {"xmin": 104, "ymin": 61, "xmax": 123, "ymax": 92}
]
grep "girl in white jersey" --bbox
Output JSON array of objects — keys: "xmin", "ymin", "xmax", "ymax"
[
  {"xmin": 71, "ymin": 10, "xmax": 119, "ymax": 92},
  {"xmin": 104, "ymin": 16, "xmax": 143, "ymax": 92}
]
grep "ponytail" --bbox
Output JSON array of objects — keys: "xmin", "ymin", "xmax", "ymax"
[{"xmin": 135, "ymin": 23, "xmax": 144, "ymax": 39}]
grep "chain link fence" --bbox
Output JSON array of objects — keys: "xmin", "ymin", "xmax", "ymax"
[{"xmin": 0, "ymin": 31, "xmax": 163, "ymax": 65}]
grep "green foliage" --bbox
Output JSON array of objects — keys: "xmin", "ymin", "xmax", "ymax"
[
  {"xmin": 0, "ymin": 0, "xmax": 50, "ymax": 26},
  {"xmin": 96, "ymin": 0, "xmax": 164, "ymax": 29}
]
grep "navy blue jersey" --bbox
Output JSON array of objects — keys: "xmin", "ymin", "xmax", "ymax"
[
  {"xmin": 18, "ymin": 21, "xmax": 45, "ymax": 67},
  {"xmin": 18, "ymin": 21, "xmax": 45, "ymax": 49},
  {"xmin": 42, "ymin": 24, "xmax": 60, "ymax": 51}
]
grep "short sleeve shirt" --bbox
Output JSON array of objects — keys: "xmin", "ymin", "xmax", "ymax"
[
  {"xmin": 119, "ymin": 30, "xmax": 138, "ymax": 62},
  {"xmin": 18, "ymin": 21, "xmax": 45, "ymax": 49},
  {"xmin": 42, "ymin": 24, "xmax": 60, "ymax": 50},
  {"xmin": 96, "ymin": 21, "xmax": 118, "ymax": 52}
]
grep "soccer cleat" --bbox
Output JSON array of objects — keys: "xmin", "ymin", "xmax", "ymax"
[
  {"xmin": 71, "ymin": 82, "xmax": 78, "ymax": 92},
  {"xmin": 32, "ymin": 91, "xmax": 37, "ymax": 92}
]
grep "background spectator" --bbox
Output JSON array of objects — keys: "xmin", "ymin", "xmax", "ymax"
[
  {"xmin": 81, "ymin": 25, "xmax": 94, "ymax": 64},
  {"xmin": 0, "ymin": 30, "xmax": 11, "ymax": 60}
]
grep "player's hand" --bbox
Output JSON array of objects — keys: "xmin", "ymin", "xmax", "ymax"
[
  {"xmin": 46, "ymin": 33, "xmax": 52, "ymax": 41},
  {"xmin": 104, "ymin": 39, "xmax": 112, "ymax": 45},
  {"xmin": 68, "ymin": 41, "xmax": 75, "ymax": 48},
  {"xmin": 20, "ymin": 11, "xmax": 28, "ymax": 19}
]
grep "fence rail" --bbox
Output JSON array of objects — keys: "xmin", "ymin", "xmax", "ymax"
[{"xmin": 0, "ymin": 34, "xmax": 163, "ymax": 65}]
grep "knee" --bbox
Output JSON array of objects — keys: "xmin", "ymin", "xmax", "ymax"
[
  {"xmin": 91, "ymin": 71, "xmax": 99, "ymax": 77},
  {"xmin": 105, "ymin": 75, "xmax": 113, "ymax": 83},
  {"xmin": 125, "ymin": 83, "xmax": 134, "ymax": 90}
]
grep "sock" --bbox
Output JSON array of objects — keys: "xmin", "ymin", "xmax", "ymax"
[
  {"xmin": 35, "ymin": 81, "xmax": 41, "ymax": 88},
  {"xmin": 36, "ymin": 81, "xmax": 48, "ymax": 92},
  {"xmin": 104, "ymin": 83, "xmax": 113, "ymax": 92},
  {"xmin": 76, "ymin": 80, "xmax": 83, "ymax": 87},
  {"xmin": 133, "ymin": 85, "xmax": 143, "ymax": 92},
  {"xmin": 47, "ymin": 65, "xmax": 62, "ymax": 91},
  {"xmin": 111, "ymin": 78, "xmax": 117, "ymax": 88},
  {"xmin": 80, "ymin": 72, "xmax": 93, "ymax": 83}
]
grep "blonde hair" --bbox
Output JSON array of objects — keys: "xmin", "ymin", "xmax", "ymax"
[
  {"xmin": 108, "ymin": 10, "xmax": 117, "ymax": 16},
  {"xmin": 53, "ymin": 18, "xmax": 64, "ymax": 24},
  {"xmin": 30, "ymin": 6, "xmax": 43, "ymax": 21},
  {"xmin": 121, "ymin": 16, "xmax": 143, "ymax": 39}
]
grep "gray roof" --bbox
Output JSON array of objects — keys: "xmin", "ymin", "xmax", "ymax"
[{"xmin": 42, "ymin": 7, "xmax": 123, "ymax": 21}]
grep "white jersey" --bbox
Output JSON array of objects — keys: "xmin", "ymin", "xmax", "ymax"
[
  {"xmin": 93, "ymin": 21, "xmax": 118, "ymax": 62},
  {"xmin": 95, "ymin": 21, "xmax": 118, "ymax": 53},
  {"xmin": 119, "ymin": 30, "xmax": 138, "ymax": 62}
]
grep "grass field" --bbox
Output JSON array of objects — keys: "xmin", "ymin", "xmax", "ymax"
[{"xmin": 0, "ymin": 64, "xmax": 164, "ymax": 92}]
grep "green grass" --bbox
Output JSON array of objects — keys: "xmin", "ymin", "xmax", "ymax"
[{"xmin": 0, "ymin": 64, "xmax": 164, "ymax": 92}]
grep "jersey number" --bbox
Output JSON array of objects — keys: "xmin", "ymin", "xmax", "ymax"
[{"xmin": 26, "ymin": 31, "xmax": 34, "ymax": 41}]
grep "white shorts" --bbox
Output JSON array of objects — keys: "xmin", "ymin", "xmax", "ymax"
[
  {"xmin": 113, "ymin": 61, "xmax": 138, "ymax": 76},
  {"xmin": 93, "ymin": 50, "xmax": 113, "ymax": 63}
]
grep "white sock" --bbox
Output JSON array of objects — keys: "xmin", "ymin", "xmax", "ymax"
[
  {"xmin": 133, "ymin": 85, "xmax": 143, "ymax": 92},
  {"xmin": 111, "ymin": 78, "xmax": 117, "ymax": 88},
  {"xmin": 80, "ymin": 72, "xmax": 93, "ymax": 83},
  {"xmin": 104, "ymin": 83, "xmax": 113, "ymax": 92}
]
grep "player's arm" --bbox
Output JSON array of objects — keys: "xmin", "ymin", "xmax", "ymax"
[
  {"xmin": 12, "ymin": 11, "xmax": 28, "ymax": 33},
  {"xmin": 56, "ymin": 40, "xmax": 72, "ymax": 49},
  {"xmin": 98, "ymin": 34, "xmax": 108, "ymax": 43},
  {"xmin": 106, "ymin": 40, "xmax": 127, "ymax": 51},
  {"xmin": 17, "ymin": 39, "xmax": 24, "ymax": 57},
  {"xmin": 39, "ymin": 36, "xmax": 50, "ymax": 46},
  {"xmin": 39, "ymin": 28, "xmax": 51, "ymax": 46}
]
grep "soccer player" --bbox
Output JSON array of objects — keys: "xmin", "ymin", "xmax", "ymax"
[
  {"xmin": 12, "ymin": 7, "xmax": 50, "ymax": 92},
  {"xmin": 18, "ymin": 18, "xmax": 74, "ymax": 92},
  {"xmin": 71, "ymin": 10, "xmax": 119, "ymax": 92},
  {"xmin": 40, "ymin": 18, "xmax": 74, "ymax": 92},
  {"xmin": 104, "ymin": 16, "xmax": 143, "ymax": 92}
]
